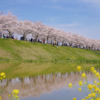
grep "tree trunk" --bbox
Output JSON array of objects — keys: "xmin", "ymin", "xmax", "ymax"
[
  {"xmin": 35, "ymin": 35, "xmax": 38, "ymax": 42},
  {"xmin": 47, "ymin": 37, "xmax": 48, "ymax": 44},
  {"xmin": 54, "ymin": 37, "xmax": 56, "ymax": 41},
  {"xmin": 9, "ymin": 31, "xmax": 12, "ymax": 38},
  {"xmin": 62, "ymin": 41, "xmax": 64, "ymax": 46},
  {"xmin": 23, "ymin": 33, "xmax": 27, "ymax": 40}
]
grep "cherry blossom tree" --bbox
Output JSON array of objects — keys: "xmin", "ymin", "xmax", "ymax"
[
  {"xmin": 97, "ymin": 40, "xmax": 100, "ymax": 50},
  {"xmin": 59, "ymin": 31, "xmax": 68, "ymax": 45},
  {"xmin": 31, "ymin": 22, "xmax": 46, "ymax": 41},
  {"xmin": 16, "ymin": 20, "xmax": 34, "ymax": 40},
  {"xmin": 0, "ymin": 12, "xmax": 18, "ymax": 38},
  {"xmin": 43, "ymin": 26, "xmax": 57, "ymax": 43},
  {"xmin": 0, "ymin": 11, "xmax": 4, "ymax": 15}
]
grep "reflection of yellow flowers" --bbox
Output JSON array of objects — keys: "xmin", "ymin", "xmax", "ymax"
[
  {"xmin": 77, "ymin": 66, "xmax": 81, "ymax": 72},
  {"xmin": 79, "ymin": 81, "xmax": 82, "ymax": 86},
  {"xmin": 82, "ymin": 73, "xmax": 86, "ymax": 78},
  {"xmin": 0, "ymin": 97, "xmax": 1, "ymax": 100},
  {"xmin": 73, "ymin": 98, "xmax": 76, "ymax": 100},
  {"xmin": 68, "ymin": 83, "xmax": 72, "ymax": 88}
]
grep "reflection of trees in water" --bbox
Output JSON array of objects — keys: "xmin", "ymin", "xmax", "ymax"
[{"xmin": 0, "ymin": 71, "xmax": 97, "ymax": 100}]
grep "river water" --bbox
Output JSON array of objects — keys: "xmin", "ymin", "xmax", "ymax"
[{"xmin": 0, "ymin": 70, "xmax": 99, "ymax": 100}]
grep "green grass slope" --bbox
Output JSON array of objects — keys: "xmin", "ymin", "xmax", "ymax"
[{"xmin": 0, "ymin": 38, "xmax": 100, "ymax": 61}]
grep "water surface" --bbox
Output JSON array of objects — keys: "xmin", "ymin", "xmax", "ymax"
[{"xmin": 0, "ymin": 70, "xmax": 98, "ymax": 100}]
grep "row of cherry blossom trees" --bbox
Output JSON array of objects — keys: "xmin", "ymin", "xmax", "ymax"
[{"xmin": 0, "ymin": 12, "xmax": 100, "ymax": 50}]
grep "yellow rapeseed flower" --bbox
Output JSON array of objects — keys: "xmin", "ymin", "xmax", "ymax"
[
  {"xmin": 95, "ymin": 97, "xmax": 100, "ymax": 100},
  {"xmin": 84, "ymin": 82, "xmax": 87, "ymax": 85},
  {"xmin": 79, "ymin": 81, "xmax": 82, "ymax": 86},
  {"xmin": 77, "ymin": 66, "xmax": 81, "ymax": 72},
  {"xmin": 98, "ymin": 76, "xmax": 100, "ymax": 81},
  {"xmin": 90, "ymin": 67, "xmax": 95, "ymax": 72},
  {"xmin": 79, "ymin": 88, "xmax": 81, "ymax": 92},
  {"xmin": 97, "ymin": 82, "xmax": 100, "ymax": 86},
  {"xmin": 12, "ymin": 89, "xmax": 19, "ymax": 95},
  {"xmin": 8, "ymin": 95, "xmax": 11, "ymax": 97},
  {"xmin": 82, "ymin": 73, "xmax": 86, "ymax": 78},
  {"xmin": 88, "ymin": 94, "xmax": 91, "ymax": 98},
  {"xmin": 15, "ymin": 95, "xmax": 18, "ymax": 98},
  {"xmin": 94, "ymin": 81, "xmax": 97, "ymax": 84},
  {"xmin": 3, "ymin": 75, "xmax": 6, "ymax": 78},
  {"xmin": 68, "ymin": 83, "xmax": 72, "ymax": 88},
  {"xmin": 91, "ymin": 93, "xmax": 96, "ymax": 98},
  {"xmin": 73, "ymin": 98, "xmax": 76, "ymax": 100},
  {"xmin": 0, "ymin": 77, "xmax": 2, "ymax": 80},
  {"xmin": 94, "ymin": 87, "xmax": 99, "ymax": 92},
  {"xmin": 92, "ymin": 85, "xmax": 97, "ymax": 89},
  {"xmin": 81, "ymin": 99, "xmax": 85, "ymax": 100},
  {"xmin": 91, "ymin": 90, "xmax": 94, "ymax": 93},
  {"xmin": 95, "ymin": 72, "xmax": 99, "ymax": 77},
  {"xmin": 0, "ymin": 97, "xmax": 1, "ymax": 100},
  {"xmin": 85, "ymin": 96, "xmax": 88, "ymax": 99},
  {"xmin": 0, "ymin": 72, "xmax": 5, "ymax": 76},
  {"xmin": 88, "ymin": 84, "xmax": 92, "ymax": 91},
  {"xmin": 0, "ymin": 72, "xmax": 6, "ymax": 80},
  {"xmin": 98, "ymin": 90, "xmax": 100, "ymax": 94},
  {"xmin": 93, "ymin": 70, "xmax": 97, "ymax": 74}
]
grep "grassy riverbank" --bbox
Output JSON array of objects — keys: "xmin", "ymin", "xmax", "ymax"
[{"xmin": 0, "ymin": 38, "xmax": 100, "ymax": 61}]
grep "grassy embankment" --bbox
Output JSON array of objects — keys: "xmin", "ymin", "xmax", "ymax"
[
  {"xmin": 0, "ymin": 38, "xmax": 100, "ymax": 61},
  {"xmin": 0, "ymin": 38, "xmax": 100, "ymax": 79}
]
